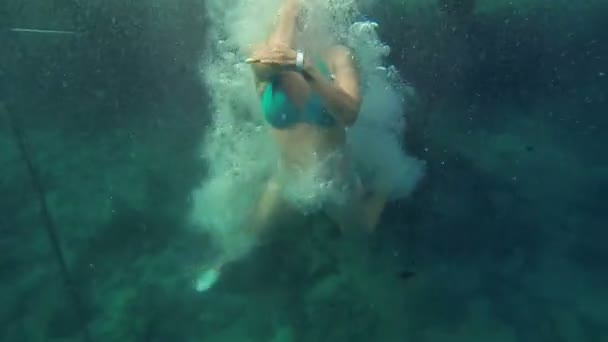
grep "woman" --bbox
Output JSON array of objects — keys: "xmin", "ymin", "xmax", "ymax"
[
  {"xmin": 194, "ymin": 0, "xmax": 388, "ymax": 292},
  {"xmin": 245, "ymin": 0, "xmax": 387, "ymax": 236}
]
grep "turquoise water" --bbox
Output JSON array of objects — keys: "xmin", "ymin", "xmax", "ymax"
[{"xmin": 1, "ymin": 0, "xmax": 607, "ymax": 341}]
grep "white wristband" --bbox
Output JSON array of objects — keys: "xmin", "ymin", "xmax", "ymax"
[{"xmin": 295, "ymin": 49, "xmax": 305, "ymax": 71}]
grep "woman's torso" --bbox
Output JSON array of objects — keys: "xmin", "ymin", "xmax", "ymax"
[{"xmin": 262, "ymin": 52, "xmax": 348, "ymax": 171}]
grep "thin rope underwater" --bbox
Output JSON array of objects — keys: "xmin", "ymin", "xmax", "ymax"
[{"xmin": 1, "ymin": 103, "xmax": 93, "ymax": 342}]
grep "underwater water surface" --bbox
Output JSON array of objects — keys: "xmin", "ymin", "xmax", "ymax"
[{"xmin": 0, "ymin": 0, "xmax": 606, "ymax": 341}]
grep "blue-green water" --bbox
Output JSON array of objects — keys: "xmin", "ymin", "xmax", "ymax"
[{"xmin": 1, "ymin": 1, "xmax": 606, "ymax": 341}]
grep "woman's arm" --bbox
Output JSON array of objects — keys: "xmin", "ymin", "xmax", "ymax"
[
  {"xmin": 301, "ymin": 46, "xmax": 361, "ymax": 127},
  {"xmin": 248, "ymin": 45, "xmax": 362, "ymax": 126},
  {"xmin": 249, "ymin": 0, "xmax": 299, "ymax": 82}
]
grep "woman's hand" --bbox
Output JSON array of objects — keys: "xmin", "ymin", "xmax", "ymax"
[
  {"xmin": 247, "ymin": 44, "xmax": 305, "ymax": 81},
  {"xmin": 246, "ymin": 44, "xmax": 300, "ymax": 68}
]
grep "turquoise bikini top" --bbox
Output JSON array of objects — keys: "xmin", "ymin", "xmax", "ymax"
[{"xmin": 261, "ymin": 58, "xmax": 336, "ymax": 128}]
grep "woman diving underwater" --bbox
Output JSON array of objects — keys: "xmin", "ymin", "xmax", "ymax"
[{"xmin": 194, "ymin": 0, "xmax": 423, "ymax": 291}]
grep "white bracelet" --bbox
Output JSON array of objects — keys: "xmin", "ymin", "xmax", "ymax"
[{"xmin": 295, "ymin": 49, "xmax": 305, "ymax": 71}]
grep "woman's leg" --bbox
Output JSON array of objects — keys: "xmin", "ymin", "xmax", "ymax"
[
  {"xmin": 195, "ymin": 176, "xmax": 291, "ymax": 292},
  {"xmin": 361, "ymin": 190, "xmax": 389, "ymax": 233},
  {"xmin": 248, "ymin": 177, "xmax": 292, "ymax": 236},
  {"xmin": 324, "ymin": 176, "xmax": 388, "ymax": 234}
]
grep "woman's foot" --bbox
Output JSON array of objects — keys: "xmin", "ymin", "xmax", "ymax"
[{"xmin": 194, "ymin": 264, "xmax": 223, "ymax": 292}]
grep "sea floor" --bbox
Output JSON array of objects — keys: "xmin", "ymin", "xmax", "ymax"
[{"xmin": 0, "ymin": 100, "xmax": 606, "ymax": 341}]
